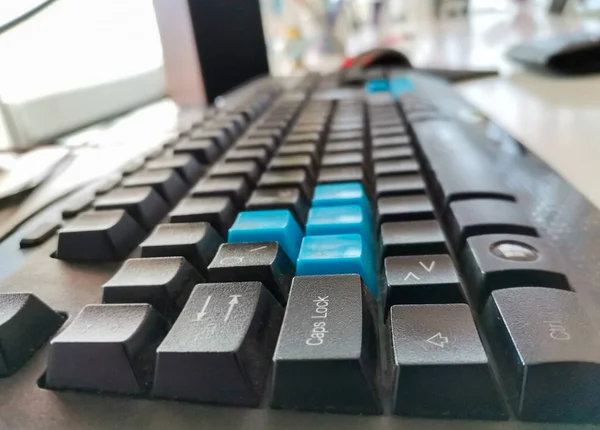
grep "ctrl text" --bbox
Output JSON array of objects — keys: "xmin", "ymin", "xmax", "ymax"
[{"xmin": 306, "ymin": 296, "xmax": 329, "ymax": 346}]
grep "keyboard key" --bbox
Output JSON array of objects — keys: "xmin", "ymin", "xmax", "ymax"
[
  {"xmin": 462, "ymin": 234, "xmax": 570, "ymax": 311},
  {"xmin": 153, "ymin": 282, "xmax": 283, "ymax": 406},
  {"xmin": 147, "ymin": 154, "xmax": 204, "ymax": 185},
  {"xmin": 225, "ymin": 148, "xmax": 269, "ymax": 167},
  {"xmin": 95, "ymin": 187, "xmax": 169, "ymax": 231},
  {"xmin": 376, "ymin": 174, "xmax": 426, "ymax": 197},
  {"xmin": 374, "ymin": 159, "xmax": 420, "ymax": 177},
  {"xmin": 377, "ymin": 194, "xmax": 434, "ymax": 225},
  {"xmin": 329, "ymin": 123, "xmax": 364, "ymax": 132},
  {"xmin": 207, "ymin": 242, "xmax": 294, "ymax": 304},
  {"xmin": 306, "ymin": 205, "xmax": 372, "ymax": 247},
  {"xmin": 271, "ymin": 274, "xmax": 381, "ymax": 414},
  {"xmin": 20, "ymin": 221, "xmax": 61, "ymax": 248},
  {"xmin": 170, "ymin": 196, "xmax": 237, "ymax": 236},
  {"xmin": 269, "ymin": 155, "xmax": 317, "ymax": 180},
  {"xmin": 312, "ymin": 182, "xmax": 371, "ymax": 216},
  {"xmin": 373, "ymin": 146, "xmax": 413, "ymax": 161},
  {"xmin": 328, "ymin": 131, "xmax": 364, "ymax": 142},
  {"xmin": 285, "ymin": 132, "xmax": 321, "ymax": 145},
  {"xmin": 372, "ymin": 135, "xmax": 411, "ymax": 148},
  {"xmin": 278, "ymin": 142, "xmax": 319, "ymax": 160},
  {"xmin": 191, "ymin": 176, "xmax": 250, "ymax": 208},
  {"xmin": 246, "ymin": 187, "xmax": 310, "ymax": 227},
  {"xmin": 235, "ymin": 137, "xmax": 276, "ymax": 154},
  {"xmin": 296, "ymin": 234, "xmax": 376, "ymax": 296},
  {"xmin": 321, "ymin": 152, "xmax": 364, "ymax": 168},
  {"xmin": 291, "ymin": 124, "xmax": 325, "ymax": 134},
  {"xmin": 448, "ymin": 199, "xmax": 538, "ymax": 249},
  {"xmin": 389, "ymin": 304, "xmax": 506, "ymax": 419},
  {"xmin": 56, "ymin": 210, "xmax": 145, "ymax": 261},
  {"xmin": 122, "ymin": 169, "xmax": 187, "ymax": 205},
  {"xmin": 140, "ymin": 222, "xmax": 223, "ymax": 276},
  {"xmin": 46, "ymin": 304, "xmax": 167, "ymax": 394},
  {"xmin": 121, "ymin": 158, "xmax": 144, "ymax": 176},
  {"xmin": 483, "ymin": 287, "xmax": 600, "ymax": 422},
  {"xmin": 95, "ymin": 175, "xmax": 121, "ymax": 195},
  {"xmin": 247, "ymin": 128, "xmax": 283, "ymax": 144},
  {"xmin": 370, "ymin": 126, "xmax": 407, "ymax": 138},
  {"xmin": 189, "ymin": 128, "xmax": 229, "ymax": 149},
  {"xmin": 102, "ymin": 257, "xmax": 203, "ymax": 320},
  {"xmin": 228, "ymin": 210, "xmax": 303, "ymax": 261},
  {"xmin": 324, "ymin": 140, "xmax": 364, "ymax": 153},
  {"xmin": 209, "ymin": 160, "xmax": 260, "ymax": 184},
  {"xmin": 173, "ymin": 139, "xmax": 220, "ymax": 164},
  {"xmin": 318, "ymin": 166, "xmax": 370, "ymax": 191},
  {"xmin": 0, "ymin": 293, "xmax": 64, "ymax": 376},
  {"xmin": 384, "ymin": 255, "xmax": 464, "ymax": 311},
  {"xmin": 258, "ymin": 169, "xmax": 312, "ymax": 200},
  {"xmin": 382, "ymin": 220, "xmax": 447, "ymax": 258}
]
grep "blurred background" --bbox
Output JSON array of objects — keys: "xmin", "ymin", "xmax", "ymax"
[{"xmin": 0, "ymin": 0, "xmax": 599, "ymax": 149}]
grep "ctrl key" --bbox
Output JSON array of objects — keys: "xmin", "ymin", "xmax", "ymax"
[
  {"xmin": 271, "ymin": 274, "xmax": 382, "ymax": 415},
  {"xmin": 482, "ymin": 287, "xmax": 600, "ymax": 422},
  {"xmin": 45, "ymin": 304, "xmax": 168, "ymax": 394}
]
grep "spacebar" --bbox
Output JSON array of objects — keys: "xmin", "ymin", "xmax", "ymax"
[{"xmin": 411, "ymin": 120, "xmax": 516, "ymax": 208}]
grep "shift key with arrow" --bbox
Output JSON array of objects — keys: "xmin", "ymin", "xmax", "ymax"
[{"xmin": 153, "ymin": 282, "xmax": 284, "ymax": 406}]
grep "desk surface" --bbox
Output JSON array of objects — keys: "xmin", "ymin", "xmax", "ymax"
[{"xmin": 352, "ymin": 9, "xmax": 600, "ymax": 209}]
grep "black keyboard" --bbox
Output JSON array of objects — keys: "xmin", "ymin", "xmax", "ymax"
[{"xmin": 1, "ymin": 70, "xmax": 600, "ymax": 430}]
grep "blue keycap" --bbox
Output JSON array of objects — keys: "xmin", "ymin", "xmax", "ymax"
[
  {"xmin": 306, "ymin": 205, "xmax": 373, "ymax": 250},
  {"xmin": 296, "ymin": 234, "xmax": 377, "ymax": 297},
  {"xmin": 228, "ymin": 210, "xmax": 303, "ymax": 260},
  {"xmin": 389, "ymin": 77, "xmax": 415, "ymax": 96},
  {"xmin": 312, "ymin": 182, "xmax": 371, "ymax": 217},
  {"xmin": 365, "ymin": 79, "xmax": 389, "ymax": 93}
]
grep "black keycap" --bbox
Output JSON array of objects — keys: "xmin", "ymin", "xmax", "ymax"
[
  {"xmin": 384, "ymin": 255, "xmax": 464, "ymax": 311},
  {"xmin": 373, "ymin": 146, "xmax": 413, "ymax": 161},
  {"xmin": 225, "ymin": 147, "xmax": 269, "ymax": 167},
  {"xmin": 328, "ymin": 131, "xmax": 363, "ymax": 142},
  {"xmin": 46, "ymin": 304, "xmax": 167, "ymax": 394},
  {"xmin": 169, "ymin": 197, "xmax": 237, "ymax": 236},
  {"xmin": 235, "ymin": 137, "xmax": 277, "ymax": 154},
  {"xmin": 247, "ymin": 128, "xmax": 284, "ymax": 144},
  {"xmin": 412, "ymin": 121, "xmax": 515, "ymax": 206},
  {"xmin": 285, "ymin": 133, "xmax": 321, "ymax": 145},
  {"xmin": 140, "ymin": 222, "xmax": 223, "ymax": 275},
  {"xmin": 20, "ymin": 221, "xmax": 61, "ymax": 248},
  {"xmin": 62, "ymin": 193, "xmax": 95, "ymax": 219},
  {"xmin": 372, "ymin": 135, "xmax": 411, "ymax": 148},
  {"xmin": 102, "ymin": 257, "xmax": 204, "ymax": 320},
  {"xmin": 258, "ymin": 120, "xmax": 289, "ymax": 132},
  {"xmin": 189, "ymin": 128, "xmax": 229, "ymax": 149},
  {"xmin": 173, "ymin": 139, "xmax": 220, "ymax": 164},
  {"xmin": 378, "ymin": 195, "xmax": 435, "ymax": 225},
  {"xmin": 318, "ymin": 166, "xmax": 370, "ymax": 191},
  {"xmin": 448, "ymin": 199, "xmax": 538, "ymax": 250},
  {"xmin": 209, "ymin": 160, "xmax": 260, "ymax": 184},
  {"xmin": 269, "ymin": 154, "xmax": 316, "ymax": 179},
  {"xmin": 152, "ymin": 282, "xmax": 283, "ymax": 406},
  {"xmin": 483, "ymin": 287, "xmax": 600, "ymax": 422},
  {"xmin": 370, "ymin": 126, "xmax": 407, "ymax": 138},
  {"xmin": 389, "ymin": 304, "xmax": 507, "ymax": 419},
  {"xmin": 374, "ymin": 159, "xmax": 420, "ymax": 177},
  {"xmin": 278, "ymin": 142, "xmax": 319, "ymax": 161},
  {"xmin": 208, "ymin": 242, "xmax": 294, "ymax": 304},
  {"xmin": 461, "ymin": 234, "xmax": 570, "ymax": 311},
  {"xmin": 147, "ymin": 154, "xmax": 204, "ymax": 185},
  {"xmin": 382, "ymin": 220, "xmax": 447, "ymax": 258},
  {"xmin": 122, "ymin": 169, "xmax": 187, "ymax": 205},
  {"xmin": 94, "ymin": 187, "xmax": 169, "ymax": 231},
  {"xmin": 245, "ymin": 187, "xmax": 310, "ymax": 227},
  {"xmin": 191, "ymin": 176, "xmax": 250, "ymax": 208},
  {"xmin": 258, "ymin": 169, "xmax": 312, "ymax": 200},
  {"xmin": 56, "ymin": 210, "xmax": 145, "ymax": 261},
  {"xmin": 271, "ymin": 274, "xmax": 382, "ymax": 415},
  {"xmin": 324, "ymin": 140, "xmax": 364, "ymax": 153},
  {"xmin": 0, "ymin": 293, "xmax": 64, "ymax": 376},
  {"xmin": 122, "ymin": 158, "xmax": 145, "ymax": 176},
  {"xmin": 95, "ymin": 175, "xmax": 121, "ymax": 195},
  {"xmin": 376, "ymin": 174, "xmax": 426, "ymax": 197},
  {"xmin": 321, "ymin": 152, "xmax": 364, "ymax": 168}
]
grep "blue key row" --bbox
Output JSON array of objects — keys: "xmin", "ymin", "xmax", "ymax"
[{"xmin": 227, "ymin": 182, "xmax": 378, "ymax": 297}]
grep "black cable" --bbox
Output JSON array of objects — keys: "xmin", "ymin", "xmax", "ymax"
[{"xmin": 0, "ymin": 0, "xmax": 59, "ymax": 35}]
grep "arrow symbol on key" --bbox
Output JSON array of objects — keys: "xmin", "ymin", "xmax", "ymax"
[
  {"xmin": 196, "ymin": 295, "xmax": 211, "ymax": 321},
  {"xmin": 419, "ymin": 261, "xmax": 436, "ymax": 272},
  {"xmin": 404, "ymin": 272, "xmax": 420, "ymax": 281},
  {"xmin": 426, "ymin": 332, "xmax": 449, "ymax": 348},
  {"xmin": 224, "ymin": 295, "xmax": 241, "ymax": 322}
]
